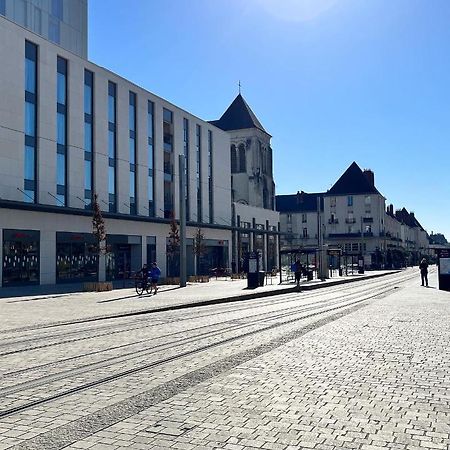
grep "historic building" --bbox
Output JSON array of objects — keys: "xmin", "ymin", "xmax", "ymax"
[
  {"xmin": 211, "ymin": 94, "xmax": 279, "ymax": 272},
  {"xmin": 277, "ymin": 162, "xmax": 431, "ymax": 269},
  {"xmin": 0, "ymin": 1, "xmax": 234, "ymax": 287}
]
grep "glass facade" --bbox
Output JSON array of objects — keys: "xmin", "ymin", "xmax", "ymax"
[
  {"xmin": 129, "ymin": 92, "xmax": 137, "ymax": 215},
  {"xmin": 56, "ymin": 233, "xmax": 98, "ymax": 282},
  {"xmin": 84, "ymin": 70, "xmax": 94, "ymax": 209},
  {"xmin": 208, "ymin": 129, "xmax": 213, "ymax": 224},
  {"xmin": 2, "ymin": 229, "xmax": 40, "ymax": 286},
  {"xmin": 163, "ymin": 108, "xmax": 174, "ymax": 218},
  {"xmin": 183, "ymin": 118, "xmax": 190, "ymax": 221},
  {"xmin": 108, "ymin": 81, "xmax": 117, "ymax": 212},
  {"xmin": 0, "ymin": 0, "xmax": 87, "ymax": 57},
  {"xmin": 147, "ymin": 101, "xmax": 154, "ymax": 216},
  {"xmin": 56, "ymin": 56, "xmax": 67, "ymax": 206},
  {"xmin": 24, "ymin": 41, "xmax": 37, "ymax": 203},
  {"xmin": 196, "ymin": 124, "xmax": 202, "ymax": 222}
]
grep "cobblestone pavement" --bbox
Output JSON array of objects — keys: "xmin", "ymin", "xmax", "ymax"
[
  {"xmin": 0, "ymin": 270, "xmax": 393, "ymax": 331},
  {"xmin": 1, "ymin": 268, "xmax": 449, "ymax": 449}
]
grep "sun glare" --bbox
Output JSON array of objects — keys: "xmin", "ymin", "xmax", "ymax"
[{"xmin": 258, "ymin": 0, "xmax": 338, "ymax": 22}]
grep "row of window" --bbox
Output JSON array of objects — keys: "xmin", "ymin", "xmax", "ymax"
[{"xmin": 22, "ymin": 40, "xmax": 214, "ymax": 222}]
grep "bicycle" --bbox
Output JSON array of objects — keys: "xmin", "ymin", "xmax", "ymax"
[{"xmin": 135, "ymin": 274, "xmax": 151, "ymax": 296}]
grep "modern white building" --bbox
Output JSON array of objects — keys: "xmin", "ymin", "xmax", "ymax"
[{"xmin": 0, "ymin": 2, "xmax": 235, "ymax": 287}]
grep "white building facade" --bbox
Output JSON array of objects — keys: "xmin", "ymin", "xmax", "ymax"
[{"xmin": 0, "ymin": 12, "xmax": 232, "ymax": 287}]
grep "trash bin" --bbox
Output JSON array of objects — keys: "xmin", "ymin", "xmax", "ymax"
[
  {"xmin": 307, "ymin": 271, "xmax": 313, "ymax": 281},
  {"xmin": 247, "ymin": 272, "xmax": 258, "ymax": 289},
  {"xmin": 338, "ymin": 267, "xmax": 343, "ymax": 276},
  {"xmin": 258, "ymin": 271, "xmax": 265, "ymax": 287}
]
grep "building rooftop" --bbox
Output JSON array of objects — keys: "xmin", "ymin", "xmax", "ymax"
[
  {"xmin": 276, "ymin": 192, "xmax": 324, "ymax": 213},
  {"xmin": 326, "ymin": 161, "xmax": 381, "ymax": 196},
  {"xmin": 210, "ymin": 94, "xmax": 268, "ymax": 134}
]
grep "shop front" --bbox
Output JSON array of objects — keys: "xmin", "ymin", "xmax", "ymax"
[
  {"xmin": 106, "ymin": 235, "xmax": 142, "ymax": 281},
  {"xmin": 56, "ymin": 232, "xmax": 98, "ymax": 283},
  {"xmin": 2, "ymin": 229, "xmax": 40, "ymax": 287}
]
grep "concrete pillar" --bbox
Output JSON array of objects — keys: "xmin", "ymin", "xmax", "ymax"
[
  {"xmin": 157, "ymin": 236, "xmax": 167, "ymax": 277},
  {"xmin": 141, "ymin": 235, "xmax": 147, "ymax": 266}
]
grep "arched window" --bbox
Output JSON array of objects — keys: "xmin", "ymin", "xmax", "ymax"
[
  {"xmin": 230, "ymin": 145, "xmax": 237, "ymax": 173},
  {"xmin": 238, "ymin": 143, "xmax": 246, "ymax": 172}
]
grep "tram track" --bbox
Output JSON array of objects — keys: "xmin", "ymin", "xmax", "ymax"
[
  {"xmin": 0, "ymin": 273, "xmax": 413, "ymax": 420},
  {"xmin": 0, "ymin": 270, "xmax": 410, "ymax": 357},
  {"xmin": 0, "ymin": 270, "xmax": 407, "ymax": 337}
]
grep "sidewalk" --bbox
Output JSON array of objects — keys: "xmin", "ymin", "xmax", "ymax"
[{"xmin": 1, "ymin": 269, "xmax": 403, "ymax": 332}]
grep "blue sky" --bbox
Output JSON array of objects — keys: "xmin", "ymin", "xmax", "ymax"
[{"xmin": 89, "ymin": 0, "xmax": 450, "ymax": 238}]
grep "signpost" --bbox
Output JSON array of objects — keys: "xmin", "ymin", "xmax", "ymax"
[
  {"xmin": 246, "ymin": 251, "xmax": 259, "ymax": 289},
  {"xmin": 436, "ymin": 248, "xmax": 450, "ymax": 291}
]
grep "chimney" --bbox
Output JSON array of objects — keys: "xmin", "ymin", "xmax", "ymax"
[
  {"xmin": 389, "ymin": 204, "xmax": 394, "ymax": 215},
  {"xmin": 363, "ymin": 169, "xmax": 375, "ymax": 187}
]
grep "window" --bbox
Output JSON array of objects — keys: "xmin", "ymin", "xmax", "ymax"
[
  {"xmin": 183, "ymin": 118, "xmax": 190, "ymax": 221},
  {"xmin": 287, "ymin": 214, "xmax": 292, "ymax": 224},
  {"xmin": 0, "ymin": 0, "xmax": 5, "ymax": 15},
  {"xmin": 25, "ymin": 59, "xmax": 36, "ymax": 94},
  {"xmin": 238, "ymin": 143, "xmax": 246, "ymax": 172},
  {"xmin": 196, "ymin": 124, "xmax": 202, "ymax": 222},
  {"xmin": 163, "ymin": 108, "xmax": 174, "ymax": 218},
  {"xmin": 230, "ymin": 145, "xmax": 237, "ymax": 173},
  {"xmin": 302, "ymin": 228, "xmax": 308, "ymax": 238},
  {"xmin": 84, "ymin": 122, "xmax": 92, "ymax": 153},
  {"xmin": 56, "ymin": 56, "xmax": 67, "ymax": 206},
  {"xmin": 51, "ymin": 0, "xmax": 63, "ymax": 19},
  {"xmin": 208, "ymin": 129, "xmax": 213, "ymax": 223},
  {"xmin": 147, "ymin": 101, "xmax": 154, "ymax": 216},
  {"xmin": 365, "ymin": 195, "xmax": 371, "ymax": 205},
  {"xmin": 302, "ymin": 213, "xmax": 307, "ymax": 223},
  {"xmin": 25, "ymin": 102, "xmax": 36, "ymax": 136},
  {"xmin": 330, "ymin": 197, "xmax": 336, "ymax": 208},
  {"xmin": 107, "ymin": 81, "xmax": 117, "ymax": 212},
  {"xmin": 84, "ymin": 85, "xmax": 92, "ymax": 115},
  {"xmin": 347, "ymin": 196, "xmax": 353, "ymax": 207},
  {"xmin": 24, "ymin": 41, "xmax": 38, "ymax": 203},
  {"xmin": 129, "ymin": 92, "xmax": 137, "ymax": 215},
  {"xmin": 48, "ymin": 17, "xmax": 60, "ymax": 43}
]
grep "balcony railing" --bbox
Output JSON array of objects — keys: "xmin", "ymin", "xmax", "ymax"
[
  {"xmin": 345, "ymin": 218, "xmax": 356, "ymax": 224},
  {"xmin": 363, "ymin": 217, "xmax": 374, "ymax": 223},
  {"xmin": 328, "ymin": 219, "xmax": 339, "ymax": 224}
]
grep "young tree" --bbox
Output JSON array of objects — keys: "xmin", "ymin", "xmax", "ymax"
[
  {"xmin": 92, "ymin": 193, "xmax": 108, "ymax": 281},
  {"xmin": 193, "ymin": 227, "xmax": 206, "ymax": 276},
  {"xmin": 167, "ymin": 214, "xmax": 180, "ymax": 277}
]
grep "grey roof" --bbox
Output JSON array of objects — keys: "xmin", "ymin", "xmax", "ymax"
[
  {"xmin": 326, "ymin": 162, "xmax": 381, "ymax": 196},
  {"xmin": 210, "ymin": 94, "xmax": 268, "ymax": 134},
  {"xmin": 276, "ymin": 192, "xmax": 324, "ymax": 213}
]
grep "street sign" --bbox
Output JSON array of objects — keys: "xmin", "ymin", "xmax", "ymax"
[{"xmin": 435, "ymin": 248, "xmax": 450, "ymax": 291}]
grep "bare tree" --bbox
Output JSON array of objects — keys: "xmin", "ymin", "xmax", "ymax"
[
  {"xmin": 92, "ymin": 193, "xmax": 108, "ymax": 281},
  {"xmin": 193, "ymin": 227, "xmax": 206, "ymax": 276},
  {"xmin": 167, "ymin": 214, "xmax": 180, "ymax": 277}
]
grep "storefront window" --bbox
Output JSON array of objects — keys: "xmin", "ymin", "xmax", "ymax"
[
  {"xmin": 56, "ymin": 233, "xmax": 98, "ymax": 282},
  {"xmin": 2, "ymin": 230, "xmax": 40, "ymax": 286}
]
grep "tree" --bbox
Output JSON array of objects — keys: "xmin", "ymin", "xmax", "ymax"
[
  {"xmin": 92, "ymin": 193, "xmax": 108, "ymax": 281},
  {"xmin": 193, "ymin": 227, "xmax": 206, "ymax": 276},
  {"xmin": 167, "ymin": 214, "xmax": 180, "ymax": 277}
]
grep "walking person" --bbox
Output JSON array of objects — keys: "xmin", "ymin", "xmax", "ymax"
[
  {"xmin": 419, "ymin": 258, "xmax": 428, "ymax": 287},
  {"xmin": 149, "ymin": 262, "xmax": 161, "ymax": 294},
  {"xmin": 294, "ymin": 260, "xmax": 302, "ymax": 286}
]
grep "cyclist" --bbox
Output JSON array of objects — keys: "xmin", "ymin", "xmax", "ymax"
[
  {"xmin": 149, "ymin": 262, "xmax": 161, "ymax": 294},
  {"xmin": 137, "ymin": 264, "xmax": 150, "ymax": 285}
]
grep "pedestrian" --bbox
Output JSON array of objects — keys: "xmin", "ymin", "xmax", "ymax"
[
  {"xmin": 294, "ymin": 260, "xmax": 302, "ymax": 286},
  {"xmin": 149, "ymin": 262, "xmax": 161, "ymax": 294},
  {"xmin": 419, "ymin": 258, "xmax": 428, "ymax": 287}
]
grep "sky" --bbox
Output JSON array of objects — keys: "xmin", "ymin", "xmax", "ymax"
[{"xmin": 89, "ymin": 0, "xmax": 450, "ymax": 238}]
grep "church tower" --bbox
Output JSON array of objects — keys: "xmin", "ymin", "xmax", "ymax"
[{"xmin": 211, "ymin": 94, "xmax": 275, "ymax": 211}]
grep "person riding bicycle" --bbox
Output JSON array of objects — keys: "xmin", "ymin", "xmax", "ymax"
[
  {"xmin": 137, "ymin": 264, "xmax": 150, "ymax": 284},
  {"xmin": 149, "ymin": 262, "xmax": 161, "ymax": 294}
]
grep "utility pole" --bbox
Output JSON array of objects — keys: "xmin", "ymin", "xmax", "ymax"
[{"xmin": 179, "ymin": 154, "xmax": 187, "ymax": 287}]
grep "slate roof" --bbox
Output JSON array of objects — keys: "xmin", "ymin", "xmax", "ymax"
[
  {"xmin": 210, "ymin": 94, "xmax": 268, "ymax": 134},
  {"xmin": 326, "ymin": 162, "xmax": 381, "ymax": 196},
  {"xmin": 395, "ymin": 208, "xmax": 424, "ymax": 230},
  {"xmin": 276, "ymin": 192, "xmax": 324, "ymax": 213}
]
